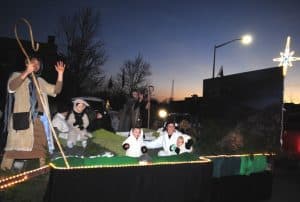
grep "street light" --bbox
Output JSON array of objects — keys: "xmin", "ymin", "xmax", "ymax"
[
  {"xmin": 212, "ymin": 34, "xmax": 253, "ymax": 78},
  {"xmin": 241, "ymin": 34, "xmax": 252, "ymax": 45},
  {"xmin": 158, "ymin": 109, "xmax": 168, "ymax": 119}
]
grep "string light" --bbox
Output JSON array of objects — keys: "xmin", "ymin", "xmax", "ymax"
[
  {"xmin": 203, "ymin": 152, "xmax": 276, "ymax": 159},
  {"xmin": 49, "ymin": 157, "xmax": 211, "ymax": 170},
  {"xmin": 0, "ymin": 176, "xmax": 28, "ymax": 190},
  {"xmin": 0, "ymin": 165, "xmax": 49, "ymax": 190}
]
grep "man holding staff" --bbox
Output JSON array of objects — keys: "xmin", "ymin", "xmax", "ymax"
[{"xmin": 1, "ymin": 57, "xmax": 65, "ymax": 170}]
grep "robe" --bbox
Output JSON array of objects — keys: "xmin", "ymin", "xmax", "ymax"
[
  {"xmin": 5, "ymin": 72, "xmax": 58, "ymax": 153},
  {"xmin": 145, "ymin": 130, "xmax": 183, "ymax": 156}
]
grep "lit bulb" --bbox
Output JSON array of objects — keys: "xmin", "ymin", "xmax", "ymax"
[
  {"xmin": 241, "ymin": 34, "xmax": 252, "ymax": 45},
  {"xmin": 158, "ymin": 109, "xmax": 168, "ymax": 119}
]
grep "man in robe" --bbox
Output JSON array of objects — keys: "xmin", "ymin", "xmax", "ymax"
[
  {"xmin": 1, "ymin": 57, "xmax": 65, "ymax": 170},
  {"xmin": 145, "ymin": 120, "xmax": 193, "ymax": 156}
]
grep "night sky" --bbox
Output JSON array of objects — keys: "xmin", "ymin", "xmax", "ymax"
[{"xmin": 1, "ymin": 0, "xmax": 300, "ymax": 101}]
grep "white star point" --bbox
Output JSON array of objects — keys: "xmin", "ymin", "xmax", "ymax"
[{"xmin": 273, "ymin": 36, "xmax": 300, "ymax": 76}]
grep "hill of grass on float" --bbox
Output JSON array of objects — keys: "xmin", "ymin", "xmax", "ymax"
[
  {"xmin": 56, "ymin": 129, "xmax": 126, "ymax": 156},
  {"xmin": 91, "ymin": 129, "xmax": 126, "ymax": 155}
]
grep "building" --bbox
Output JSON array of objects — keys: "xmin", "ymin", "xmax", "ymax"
[
  {"xmin": 202, "ymin": 67, "xmax": 284, "ymax": 119},
  {"xmin": 201, "ymin": 66, "xmax": 284, "ymax": 153}
]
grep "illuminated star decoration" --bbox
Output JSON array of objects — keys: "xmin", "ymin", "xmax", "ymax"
[{"xmin": 273, "ymin": 36, "xmax": 300, "ymax": 76}]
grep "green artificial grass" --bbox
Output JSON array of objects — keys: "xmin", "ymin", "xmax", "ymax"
[
  {"xmin": 51, "ymin": 156, "xmax": 139, "ymax": 167},
  {"xmin": 84, "ymin": 156, "xmax": 139, "ymax": 166},
  {"xmin": 55, "ymin": 129, "xmax": 124, "ymax": 156},
  {"xmin": 51, "ymin": 156, "xmax": 84, "ymax": 167},
  {"xmin": 83, "ymin": 141, "xmax": 107, "ymax": 156},
  {"xmin": 151, "ymin": 153, "xmax": 200, "ymax": 163},
  {"xmin": 91, "ymin": 129, "xmax": 126, "ymax": 155},
  {"xmin": 51, "ymin": 153, "xmax": 200, "ymax": 168}
]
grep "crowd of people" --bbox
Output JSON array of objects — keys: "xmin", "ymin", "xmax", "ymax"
[{"xmin": 0, "ymin": 57, "xmax": 194, "ymax": 170}]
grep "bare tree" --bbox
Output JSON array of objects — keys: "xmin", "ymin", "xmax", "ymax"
[
  {"xmin": 117, "ymin": 54, "xmax": 152, "ymax": 94},
  {"xmin": 57, "ymin": 8, "xmax": 107, "ymax": 95},
  {"xmin": 80, "ymin": 67, "xmax": 106, "ymax": 95}
]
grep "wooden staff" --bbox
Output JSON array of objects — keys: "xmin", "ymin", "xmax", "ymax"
[
  {"xmin": 147, "ymin": 85, "xmax": 154, "ymax": 129},
  {"xmin": 14, "ymin": 18, "xmax": 70, "ymax": 168}
]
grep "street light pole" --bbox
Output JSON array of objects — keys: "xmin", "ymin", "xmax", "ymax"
[
  {"xmin": 212, "ymin": 45, "xmax": 217, "ymax": 78},
  {"xmin": 212, "ymin": 38, "xmax": 241, "ymax": 78}
]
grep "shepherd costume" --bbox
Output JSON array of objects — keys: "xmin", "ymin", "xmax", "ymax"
[
  {"xmin": 66, "ymin": 99, "xmax": 91, "ymax": 148},
  {"xmin": 1, "ymin": 72, "xmax": 62, "ymax": 170},
  {"xmin": 122, "ymin": 129, "xmax": 147, "ymax": 157},
  {"xmin": 137, "ymin": 100, "xmax": 148, "ymax": 128},
  {"xmin": 131, "ymin": 99, "xmax": 148, "ymax": 129},
  {"xmin": 118, "ymin": 97, "xmax": 138, "ymax": 131}
]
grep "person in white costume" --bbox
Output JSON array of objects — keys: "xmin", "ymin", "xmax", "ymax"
[
  {"xmin": 52, "ymin": 105, "xmax": 70, "ymax": 140},
  {"xmin": 145, "ymin": 121, "xmax": 193, "ymax": 156},
  {"xmin": 169, "ymin": 134, "xmax": 193, "ymax": 154},
  {"xmin": 67, "ymin": 99, "xmax": 92, "ymax": 148},
  {"xmin": 122, "ymin": 127, "xmax": 147, "ymax": 157}
]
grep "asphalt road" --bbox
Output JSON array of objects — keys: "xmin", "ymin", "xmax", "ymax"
[{"xmin": 260, "ymin": 159, "xmax": 300, "ymax": 202}]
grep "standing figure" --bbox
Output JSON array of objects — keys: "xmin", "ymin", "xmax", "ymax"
[
  {"xmin": 1, "ymin": 57, "xmax": 65, "ymax": 170},
  {"xmin": 118, "ymin": 90, "xmax": 139, "ymax": 131},
  {"xmin": 67, "ymin": 99, "xmax": 91, "ymax": 148},
  {"xmin": 132, "ymin": 90, "xmax": 150, "ymax": 129}
]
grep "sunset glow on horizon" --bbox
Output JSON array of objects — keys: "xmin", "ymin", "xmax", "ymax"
[{"xmin": 0, "ymin": 0, "xmax": 300, "ymax": 104}]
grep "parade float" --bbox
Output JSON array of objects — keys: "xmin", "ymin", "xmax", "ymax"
[{"xmin": 2, "ymin": 18, "xmax": 296, "ymax": 202}]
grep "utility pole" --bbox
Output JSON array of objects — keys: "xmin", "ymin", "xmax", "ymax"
[{"xmin": 170, "ymin": 79, "xmax": 174, "ymax": 102}]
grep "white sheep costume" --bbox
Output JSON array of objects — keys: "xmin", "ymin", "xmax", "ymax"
[
  {"xmin": 67, "ymin": 99, "xmax": 92, "ymax": 148},
  {"xmin": 122, "ymin": 129, "xmax": 147, "ymax": 157}
]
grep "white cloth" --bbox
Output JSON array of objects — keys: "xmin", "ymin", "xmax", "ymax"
[
  {"xmin": 122, "ymin": 129, "xmax": 145, "ymax": 158},
  {"xmin": 145, "ymin": 130, "xmax": 183, "ymax": 156},
  {"xmin": 72, "ymin": 98, "xmax": 89, "ymax": 107},
  {"xmin": 52, "ymin": 113, "xmax": 69, "ymax": 139}
]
